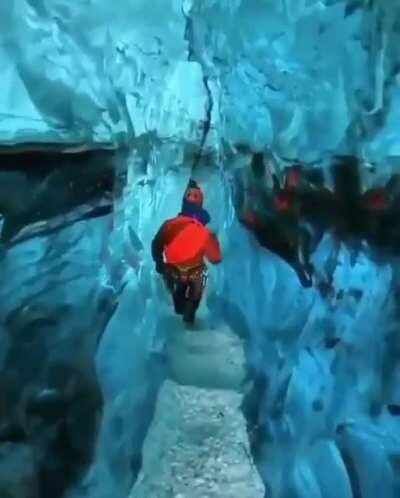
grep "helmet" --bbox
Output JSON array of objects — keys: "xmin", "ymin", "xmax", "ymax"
[
  {"xmin": 185, "ymin": 188, "xmax": 203, "ymax": 206},
  {"xmin": 184, "ymin": 180, "xmax": 204, "ymax": 206}
]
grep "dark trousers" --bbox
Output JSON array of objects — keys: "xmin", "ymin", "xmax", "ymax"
[{"xmin": 164, "ymin": 265, "xmax": 206, "ymax": 323}]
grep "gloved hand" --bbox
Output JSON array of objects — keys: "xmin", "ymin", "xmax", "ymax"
[{"xmin": 155, "ymin": 260, "xmax": 165, "ymax": 274}]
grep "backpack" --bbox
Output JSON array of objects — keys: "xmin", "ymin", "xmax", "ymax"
[{"xmin": 165, "ymin": 219, "xmax": 209, "ymax": 265}]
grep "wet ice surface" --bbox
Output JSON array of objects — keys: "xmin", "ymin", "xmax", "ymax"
[{"xmin": 166, "ymin": 323, "xmax": 247, "ymax": 390}]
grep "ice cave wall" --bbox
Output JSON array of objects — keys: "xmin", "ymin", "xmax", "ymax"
[{"xmin": 0, "ymin": 1, "xmax": 400, "ymax": 498}]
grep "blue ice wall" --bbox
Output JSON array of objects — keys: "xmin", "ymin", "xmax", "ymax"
[
  {"xmin": 218, "ymin": 223, "xmax": 400, "ymax": 498},
  {"xmin": 0, "ymin": 1, "xmax": 400, "ymax": 498},
  {"xmin": 0, "ymin": 214, "xmax": 113, "ymax": 496},
  {"xmin": 2, "ymin": 1, "xmax": 400, "ymax": 162}
]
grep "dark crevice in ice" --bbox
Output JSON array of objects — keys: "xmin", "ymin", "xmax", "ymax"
[{"xmin": 182, "ymin": 6, "xmax": 214, "ymax": 172}]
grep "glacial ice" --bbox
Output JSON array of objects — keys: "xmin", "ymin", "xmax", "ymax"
[{"xmin": 0, "ymin": 1, "xmax": 400, "ymax": 498}]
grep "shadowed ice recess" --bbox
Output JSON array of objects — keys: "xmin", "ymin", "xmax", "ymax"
[{"xmin": 0, "ymin": 1, "xmax": 400, "ymax": 498}]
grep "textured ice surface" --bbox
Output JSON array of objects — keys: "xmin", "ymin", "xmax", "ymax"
[
  {"xmin": 0, "ymin": 0, "xmax": 207, "ymax": 147},
  {"xmin": 130, "ymin": 380, "xmax": 264, "ymax": 498},
  {"xmin": 130, "ymin": 325, "xmax": 264, "ymax": 498},
  {"xmin": 1, "ymin": 1, "xmax": 400, "ymax": 498},
  {"xmin": 2, "ymin": 1, "xmax": 400, "ymax": 164},
  {"xmin": 0, "ymin": 212, "xmax": 113, "ymax": 497},
  {"xmin": 0, "ymin": 443, "xmax": 37, "ymax": 498},
  {"xmin": 166, "ymin": 322, "xmax": 247, "ymax": 390}
]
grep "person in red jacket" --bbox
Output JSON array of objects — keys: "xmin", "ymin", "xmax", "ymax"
[{"xmin": 151, "ymin": 180, "xmax": 222, "ymax": 324}]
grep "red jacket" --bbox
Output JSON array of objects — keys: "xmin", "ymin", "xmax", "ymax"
[{"xmin": 152, "ymin": 215, "xmax": 222, "ymax": 268}]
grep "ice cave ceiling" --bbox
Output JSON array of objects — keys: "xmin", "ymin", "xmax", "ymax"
[{"xmin": 1, "ymin": 0, "xmax": 400, "ymax": 162}]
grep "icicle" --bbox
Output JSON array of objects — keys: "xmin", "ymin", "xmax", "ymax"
[
  {"xmin": 331, "ymin": 69, "xmax": 349, "ymax": 145},
  {"xmin": 284, "ymin": 0, "xmax": 294, "ymax": 22},
  {"xmin": 278, "ymin": 105, "xmax": 303, "ymax": 146},
  {"xmin": 364, "ymin": 31, "xmax": 387, "ymax": 116}
]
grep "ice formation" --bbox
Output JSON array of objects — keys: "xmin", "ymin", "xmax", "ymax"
[{"xmin": 0, "ymin": 1, "xmax": 399, "ymax": 498}]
